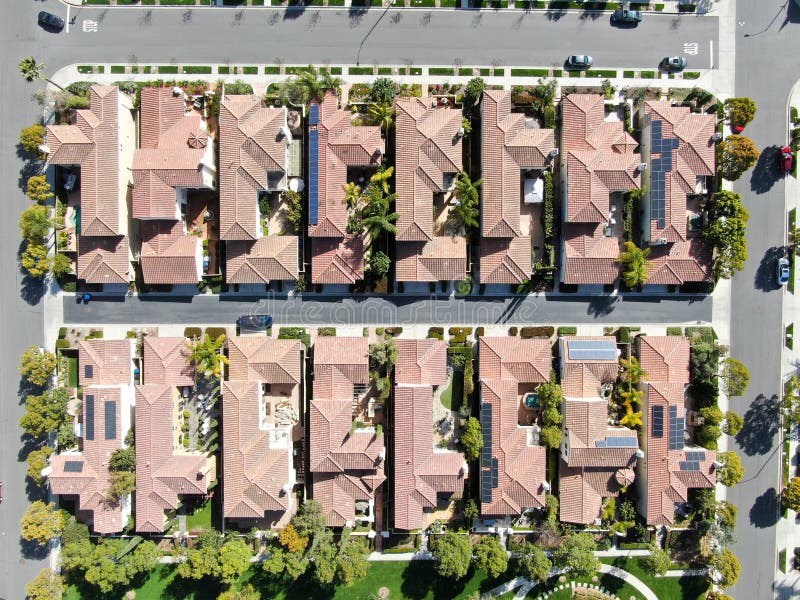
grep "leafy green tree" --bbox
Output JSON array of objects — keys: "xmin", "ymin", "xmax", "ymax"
[
  {"xmin": 263, "ymin": 545, "xmax": 287, "ymax": 576},
  {"xmin": 619, "ymin": 400, "xmax": 643, "ymax": 429},
  {"xmin": 26, "ymin": 446, "xmax": 53, "ymax": 486},
  {"xmin": 336, "ymin": 537, "xmax": 370, "ymax": 586},
  {"xmin": 720, "ymin": 358, "xmax": 750, "ymax": 396},
  {"xmin": 56, "ymin": 421, "xmax": 78, "ymax": 450},
  {"xmin": 716, "ymin": 500, "xmax": 738, "ymax": 529},
  {"xmin": 711, "ymin": 548, "xmax": 741, "ymax": 589},
  {"xmin": 60, "ymin": 519, "xmax": 92, "ymax": 572},
  {"xmin": 106, "ymin": 470, "xmax": 136, "ymax": 502},
  {"xmin": 460, "ymin": 417, "xmax": 483, "ymax": 460},
  {"xmin": 178, "ymin": 530, "xmax": 223, "ymax": 581},
  {"xmin": 538, "ymin": 382, "xmax": 563, "ymax": 426},
  {"xmin": 369, "ymin": 339, "xmax": 398, "ymax": 371},
  {"xmin": 703, "ymin": 191, "xmax": 749, "ymax": 279},
  {"xmin": 450, "ymin": 171, "xmax": 482, "ymax": 234},
  {"xmin": 553, "ymin": 532, "xmax": 598, "ymax": 577},
  {"xmin": 186, "ymin": 334, "xmax": 229, "ymax": 379},
  {"xmin": 20, "ymin": 124, "xmax": 46, "ymax": 155},
  {"xmin": 695, "ymin": 425, "xmax": 722, "ymax": 450},
  {"xmin": 21, "ymin": 501, "xmax": 66, "ymax": 546},
  {"xmin": 278, "ymin": 523, "xmax": 308, "ymax": 553},
  {"xmin": 432, "ymin": 531, "xmax": 472, "ymax": 579},
  {"xmin": 22, "ymin": 244, "xmax": 52, "ymax": 278},
  {"xmin": 616, "ymin": 241, "xmax": 651, "ymax": 288},
  {"xmin": 19, "ymin": 57, "xmax": 65, "ymax": 90},
  {"xmin": 20, "ymin": 387, "xmax": 70, "ymax": 440},
  {"xmin": 26, "ymin": 175, "xmax": 54, "ymax": 204},
  {"xmin": 219, "ymin": 537, "xmax": 253, "ymax": 584},
  {"xmin": 284, "ymin": 190, "xmax": 303, "ymax": 234},
  {"xmin": 19, "ymin": 205, "xmax": 53, "ymax": 245},
  {"xmin": 706, "ymin": 592, "xmax": 735, "ymax": 600},
  {"xmin": 724, "ymin": 97, "xmax": 757, "ymax": 128},
  {"xmin": 618, "ymin": 500, "xmax": 637, "ymax": 522},
  {"xmin": 368, "ymin": 102, "xmax": 395, "ymax": 134},
  {"xmin": 368, "ymin": 250, "xmax": 392, "ymax": 278},
  {"xmin": 82, "ymin": 539, "xmax": 159, "ymax": 594},
  {"xmin": 539, "ymin": 425, "xmax": 562, "ymax": 449},
  {"xmin": 782, "ymin": 477, "xmax": 800, "ymax": 512},
  {"xmin": 463, "ymin": 77, "xmax": 486, "ymax": 111},
  {"xmin": 473, "ymin": 536, "xmax": 508, "ymax": 578},
  {"xmin": 722, "ymin": 411, "xmax": 744, "ymax": 436},
  {"xmin": 370, "ymin": 78, "xmax": 396, "ymax": 104},
  {"xmin": 342, "ymin": 182, "xmax": 361, "ymax": 208},
  {"xmin": 517, "ymin": 542, "xmax": 551, "ymax": 583},
  {"xmin": 285, "ymin": 551, "xmax": 310, "ymax": 580},
  {"xmin": 218, "ymin": 585, "xmax": 261, "ymax": 600},
  {"xmin": 640, "ymin": 544, "xmax": 671, "ymax": 576},
  {"xmin": 545, "ymin": 494, "xmax": 559, "ymax": 525},
  {"xmin": 52, "ymin": 253, "xmax": 72, "ymax": 278},
  {"xmin": 281, "ymin": 67, "xmax": 341, "ymax": 105},
  {"xmin": 699, "ymin": 406, "xmax": 723, "ymax": 426},
  {"xmin": 309, "ymin": 532, "xmax": 338, "ymax": 585},
  {"xmin": 25, "ymin": 568, "xmax": 63, "ymax": 600},
  {"xmin": 718, "ymin": 135, "xmax": 759, "ymax": 181},
  {"xmin": 463, "ymin": 498, "xmax": 479, "ymax": 525},
  {"xmin": 717, "ymin": 451, "xmax": 744, "ymax": 487},
  {"xmin": 619, "ymin": 356, "xmax": 648, "ymax": 385},
  {"xmin": 109, "ymin": 447, "xmax": 136, "ymax": 472},
  {"xmin": 783, "ymin": 375, "xmax": 800, "ymax": 435},
  {"xmin": 292, "ymin": 499, "xmax": 327, "ymax": 537}
]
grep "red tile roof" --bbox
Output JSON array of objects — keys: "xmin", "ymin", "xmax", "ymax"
[
  {"xmin": 561, "ymin": 94, "xmax": 641, "ymax": 224},
  {"xmin": 395, "ymin": 339, "xmax": 448, "ymax": 386},
  {"xmin": 313, "ymin": 337, "xmax": 370, "ymax": 400},
  {"xmin": 49, "ymin": 386, "xmax": 125, "ymax": 534},
  {"xmin": 562, "ymin": 223, "xmax": 620, "ymax": 285},
  {"xmin": 480, "ymin": 237, "xmax": 532, "ymax": 284},
  {"xmin": 143, "ymin": 337, "xmax": 195, "ymax": 386},
  {"xmin": 395, "ymin": 99, "xmax": 462, "ymax": 242},
  {"xmin": 559, "ymin": 336, "xmax": 620, "ymax": 398},
  {"xmin": 310, "ymin": 235, "xmax": 365, "ymax": 284},
  {"xmin": 78, "ymin": 339, "xmax": 133, "ymax": 386},
  {"xmin": 481, "ymin": 90, "xmax": 554, "ymax": 238},
  {"xmin": 394, "ymin": 385, "xmax": 466, "ymax": 530},
  {"xmin": 308, "ymin": 91, "xmax": 384, "ymax": 239},
  {"xmin": 46, "ymin": 86, "xmax": 125, "ymax": 237},
  {"xmin": 139, "ymin": 220, "xmax": 200, "ymax": 285},
  {"xmin": 636, "ymin": 336, "xmax": 690, "ymax": 384},
  {"xmin": 132, "ymin": 88, "xmax": 210, "ymax": 220},
  {"xmin": 227, "ymin": 337, "xmax": 302, "ymax": 383},
  {"xmin": 77, "ymin": 235, "xmax": 130, "ymax": 285},
  {"xmin": 222, "ymin": 380, "xmax": 296, "ymax": 522},
  {"xmin": 645, "ymin": 239, "xmax": 712, "ymax": 285},
  {"xmin": 225, "ymin": 237, "xmax": 299, "ymax": 283},
  {"xmin": 219, "ymin": 96, "xmax": 288, "ymax": 241},
  {"xmin": 135, "ymin": 385, "xmax": 216, "ymax": 533},
  {"xmin": 395, "ymin": 237, "xmax": 467, "ymax": 282},
  {"xmin": 479, "ymin": 337, "xmax": 551, "ymax": 382}
]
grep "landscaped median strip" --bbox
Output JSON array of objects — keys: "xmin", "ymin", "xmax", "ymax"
[{"xmin": 81, "ymin": 0, "xmax": 680, "ymax": 9}]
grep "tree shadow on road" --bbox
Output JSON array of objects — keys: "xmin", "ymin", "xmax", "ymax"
[
  {"xmin": 19, "ymin": 537, "xmax": 49, "ymax": 561},
  {"xmin": 750, "ymin": 145, "xmax": 781, "ymax": 195},
  {"xmin": 753, "ymin": 246, "xmax": 785, "ymax": 292},
  {"xmin": 736, "ymin": 393, "xmax": 779, "ymax": 456},
  {"xmin": 586, "ymin": 294, "xmax": 620, "ymax": 317},
  {"xmin": 545, "ymin": 5, "xmax": 566, "ymax": 20},
  {"xmin": 749, "ymin": 487, "xmax": 781, "ymax": 529}
]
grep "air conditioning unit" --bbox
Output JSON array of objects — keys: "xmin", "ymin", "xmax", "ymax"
[
  {"xmin": 713, "ymin": 132, "xmax": 723, "ymax": 142},
  {"xmin": 654, "ymin": 238, "xmax": 669, "ymax": 246},
  {"xmin": 549, "ymin": 148, "xmax": 559, "ymax": 159},
  {"xmin": 638, "ymin": 162, "xmax": 648, "ymax": 171},
  {"xmin": 38, "ymin": 144, "xmax": 50, "ymax": 155}
]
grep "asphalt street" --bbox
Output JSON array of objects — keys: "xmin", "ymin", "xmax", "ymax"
[
  {"xmin": 61, "ymin": 293, "xmax": 712, "ymax": 326},
  {"xmin": 726, "ymin": 2, "xmax": 800, "ymax": 600}
]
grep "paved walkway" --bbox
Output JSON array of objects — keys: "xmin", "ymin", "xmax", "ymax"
[{"xmin": 598, "ymin": 563, "xmax": 659, "ymax": 600}]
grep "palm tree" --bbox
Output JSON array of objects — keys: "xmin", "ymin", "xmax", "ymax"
[
  {"xmin": 186, "ymin": 334, "xmax": 229, "ymax": 379},
  {"xmin": 368, "ymin": 102, "xmax": 395, "ymax": 135},
  {"xmin": 616, "ymin": 241, "xmax": 652, "ymax": 288},
  {"xmin": 618, "ymin": 386, "xmax": 645, "ymax": 409},
  {"xmin": 620, "ymin": 401, "xmax": 643, "ymax": 429},
  {"xmin": 18, "ymin": 57, "xmax": 65, "ymax": 91},
  {"xmin": 342, "ymin": 182, "xmax": 361, "ymax": 209},
  {"xmin": 619, "ymin": 356, "xmax": 648, "ymax": 385},
  {"xmin": 369, "ymin": 166, "xmax": 394, "ymax": 195},
  {"xmin": 449, "ymin": 171, "xmax": 482, "ymax": 234},
  {"xmin": 361, "ymin": 195, "xmax": 398, "ymax": 241}
]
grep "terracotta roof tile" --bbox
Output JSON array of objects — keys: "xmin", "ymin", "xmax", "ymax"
[
  {"xmin": 479, "ymin": 337, "xmax": 551, "ymax": 382},
  {"xmin": 227, "ymin": 337, "xmax": 302, "ymax": 383},
  {"xmin": 480, "ymin": 237, "xmax": 532, "ymax": 284},
  {"xmin": 139, "ymin": 220, "xmax": 200, "ymax": 284},
  {"xmin": 562, "ymin": 223, "xmax": 620, "ymax": 284},
  {"xmin": 395, "ymin": 339, "xmax": 448, "ymax": 386},
  {"xmin": 311, "ymin": 235, "xmax": 365, "ymax": 284},
  {"xmin": 78, "ymin": 339, "xmax": 133, "ymax": 386},
  {"xmin": 143, "ymin": 337, "xmax": 195, "ymax": 386},
  {"xmin": 636, "ymin": 336, "xmax": 690, "ymax": 384},
  {"xmin": 77, "ymin": 235, "xmax": 130, "ymax": 284},
  {"xmin": 645, "ymin": 239, "xmax": 712, "ymax": 285},
  {"xmin": 226, "ymin": 237, "xmax": 299, "ymax": 283},
  {"xmin": 395, "ymin": 237, "xmax": 467, "ymax": 281},
  {"xmin": 559, "ymin": 336, "xmax": 619, "ymax": 398}
]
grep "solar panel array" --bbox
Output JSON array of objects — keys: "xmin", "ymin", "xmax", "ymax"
[
  {"xmin": 652, "ymin": 405, "xmax": 664, "ymax": 438},
  {"xmin": 64, "ymin": 460, "xmax": 84, "ymax": 473},
  {"xmin": 85, "ymin": 394, "xmax": 95, "ymax": 441},
  {"xmin": 84, "ymin": 364, "xmax": 93, "ymax": 379},
  {"xmin": 308, "ymin": 103, "xmax": 320, "ymax": 226},
  {"xmin": 480, "ymin": 403, "xmax": 494, "ymax": 503},
  {"xmin": 491, "ymin": 457, "xmax": 499, "ymax": 489},
  {"xmin": 668, "ymin": 405, "xmax": 685, "ymax": 451},
  {"xmin": 596, "ymin": 436, "xmax": 638, "ymax": 448},
  {"xmin": 685, "ymin": 451, "xmax": 706, "ymax": 462},
  {"xmin": 679, "ymin": 461, "xmax": 700, "ymax": 471},
  {"xmin": 566, "ymin": 339, "xmax": 617, "ymax": 361},
  {"xmin": 104, "ymin": 400, "xmax": 116, "ymax": 440},
  {"xmin": 649, "ymin": 119, "xmax": 680, "ymax": 229}
]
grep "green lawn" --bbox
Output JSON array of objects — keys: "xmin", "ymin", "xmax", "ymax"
[
  {"xmin": 600, "ymin": 557, "xmax": 709, "ymax": 600},
  {"xmin": 439, "ymin": 375, "xmax": 454, "ymax": 410},
  {"xmin": 67, "ymin": 355, "xmax": 78, "ymax": 388},
  {"xmin": 185, "ymin": 500, "xmax": 212, "ymax": 531}
]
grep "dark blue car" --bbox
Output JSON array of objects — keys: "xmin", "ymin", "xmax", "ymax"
[{"xmin": 237, "ymin": 314, "xmax": 273, "ymax": 329}]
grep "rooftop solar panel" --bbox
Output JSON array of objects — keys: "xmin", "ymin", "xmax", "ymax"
[
  {"xmin": 85, "ymin": 394, "xmax": 95, "ymax": 441},
  {"xmin": 605, "ymin": 436, "xmax": 638, "ymax": 448},
  {"xmin": 685, "ymin": 451, "xmax": 706, "ymax": 462},
  {"xmin": 64, "ymin": 460, "xmax": 84, "ymax": 473},
  {"xmin": 648, "ymin": 118, "xmax": 682, "ymax": 229},
  {"xmin": 679, "ymin": 461, "xmax": 700, "ymax": 471},
  {"xmin": 567, "ymin": 339, "xmax": 617, "ymax": 361},
  {"xmin": 104, "ymin": 400, "xmax": 117, "ymax": 440},
  {"xmin": 652, "ymin": 405, "xmax": 664, "ymax": 438},
  {"xmin": 480, "ymin": 403, "xmax": 493, "ymax": 468},
  {"xmin": 309, "ymin": 103, "xmax": 320, "ymax": 126},
  {"xmin": 669, "ymin": 405, "xmax": 684, "ymax": 451},
  {"xmin": 308, "ymin": 127, "xmax": 320, "ymax": 226},
  {"xmin": 84, "ymin": 364, "xmax": 93, "ymax": 379},
  {"xmin": 491, "ymin": 458, "xmax": 499, "ymax": 489},
  {"xmin": 481, "ymin": 469, "xmax": 493, "ymax": 503}
]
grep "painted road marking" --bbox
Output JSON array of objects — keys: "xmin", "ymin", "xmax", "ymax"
[
  {"xmin": 82, "ymin": 20, "xmax": 99, "ymax": 33},
  {"xmin": 66, "ymin": 6, "xmax": 71, "ymax": 34},
  {"xmin": 709, "ymin": 40, "xmax": 714, "ymax": 69},
  {"xmin": 683, "ymin": 42, "xmax": 698, "ymax": 56}
]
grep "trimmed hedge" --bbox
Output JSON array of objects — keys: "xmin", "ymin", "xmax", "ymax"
[
  {"xmin": 318, "ymin": 327, "xmax": 336, "ymax": 337},
  {"xmin": 557, "ymin": 326, "xmax": 577, "ymax": 336},
  {"xmin": 183, "ymin": 66, "xmax": 212, "ymax": 75},
  {"xmin": 349, "ymin": 67, "xmax": 374, "ymax": 75},
  {"xmin": 158, "ymin": 66, "xmax": 180, "ymax": 74},
  {"xmin": 184, "ymin": 327, "xmax": 202, "ymax": 339},
  {"xmin": 264, "ymin": 66, "xmax": 281, "ymax": 75},
  {"xmin": 448, "ymin": 327, "xmax": 473, "ymax": 336},
  {"xmin": 428, "ymin": 327, "xmax": 445, "ymax": 340},
  {"xmin": 521, "ymin": 326, "xmax": 555, "ymax": 338},
  {"xmin": 56, "ymin": 339, "xmax": 71, "ymax": 350},
  {"xmin": 509, "ymin": 327, "xmax": 519, "ymax": 336},
  {"xmin": 511, "ymin": 68, "xmax": 550, "ymax": 77},
  {"xmin": 666, "ymin": 327, "xmax": 683, "ymax": 336},
  {"xmin": 429, "ymin": 68, "xmax": 455, "ymax": 76},
  {"xmin": 205, "ymin": 327, "xmax": 227, "ymax": 340}
]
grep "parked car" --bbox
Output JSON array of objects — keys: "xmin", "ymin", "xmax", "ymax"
[
  {"xmin": 780, "ymin": 146, "xmax": 794, "ymax": 174},
  {"xmin": 661, "ymin": 56, "xmax": 688, "ymax": 71},
  {"xmin": 611, "ymin": 9, "xmax": 642, "ymax": 24},
  {"xmin": 777, "ymin": 257, "xmax": 791, "ymax": 286},
  {"xmin": 38, "ymin": 11, "xmax": 65, "ymax": 31},
  {"xmin": 237, "ymin": 314, "xmax": 273, "ymax": 329},
  {"xmin": 566, "ymin": 55, "xmax": 593, "ymax": 70}
]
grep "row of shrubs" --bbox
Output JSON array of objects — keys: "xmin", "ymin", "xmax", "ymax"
[{"xmin": 184, "ymin": 327, "xmax": 226, "ymax": 340}]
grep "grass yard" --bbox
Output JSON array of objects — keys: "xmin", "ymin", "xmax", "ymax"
[
  {"xmin": 600, "ymin": 557, "xmax": 709, "ymax": 600},
  {"xmin": 67, "ymin": 355, "xmax": 78, "ymax": 388},
  {"xmin": 439, "ymin": 376, "xmax": 454, "ymax": 410},
  {"xmin": 185, "ymin": 500, "xmax": 212, "ymax": 531}
]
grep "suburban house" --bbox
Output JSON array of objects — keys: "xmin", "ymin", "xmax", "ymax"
[
  {"xmin": 219, "ymin": 95, "xmax": 300, "ymax": 287},
  {"xmin": 635, "ymin": 336, "xmax": 717, "ymax": 526},
  {"xmin": 395, "ymin": 98, "xmax": 467, "ymax": 283},
  {"xmin": 222, "ymin": 337, "xmax": 303, "ymax": 529},
  {"xmin": 480, "ymin": 90, "xmax": 555, "ymax": 287},
  {"xmin": 134, "ymin": 384, "xmax": 217, "ymax": 533},
  {"xmin": 44, "ymin": 85, "xmax": 135, "ymax": 288},
  {"xmin": 310, "ymin": 337, "xmax": 385, "ymax": 527},
  {"xmin": 142, "ymin": 336, "xmax": 195, "ymax": 386},
  {"xmin": 393, "ymin": 339, "xmax": 467, "ymax": 531},
  {"xmin": 308, "ymin": 91, "xmax": 384, "ymax": 285},
  {"xmin": 478, "ymin": 337, "xmax": 550, "ymax": 517},
  {"xmin": 559, "ymin": 94, "xmax": 641, "ymax": 288},
  {"xmin": 47, "ymin": 339, "xmax": 136, "ymax": 534},
  {"xmin": 638, "ymin": 101, "xmax": 714, "ymax": 286},
  {"xmin": 558, "ymin": 336, "xmax": 641, "ymax": 525},
  {"xmin": 132, "ymin": 87, "xmax": 215, "ymax": 286}
]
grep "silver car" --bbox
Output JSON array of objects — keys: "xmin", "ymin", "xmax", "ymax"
[{"xmin": 566, "ymin": 55, "xmax": 594, "ymax": 70}]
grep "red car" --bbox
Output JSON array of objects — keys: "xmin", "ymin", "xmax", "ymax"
[{"xmin": 781, "ymin": 146, "xmax": 794, "ymax": 174}]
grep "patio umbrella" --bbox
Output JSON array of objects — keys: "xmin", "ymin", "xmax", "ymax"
[
  {"xmin": 187, "ymin": 131, "xmax": 209, "ymax": 149},
  {"xmin": 614, "ymin": 467, "xmax": 636, "ymax": 487}
]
